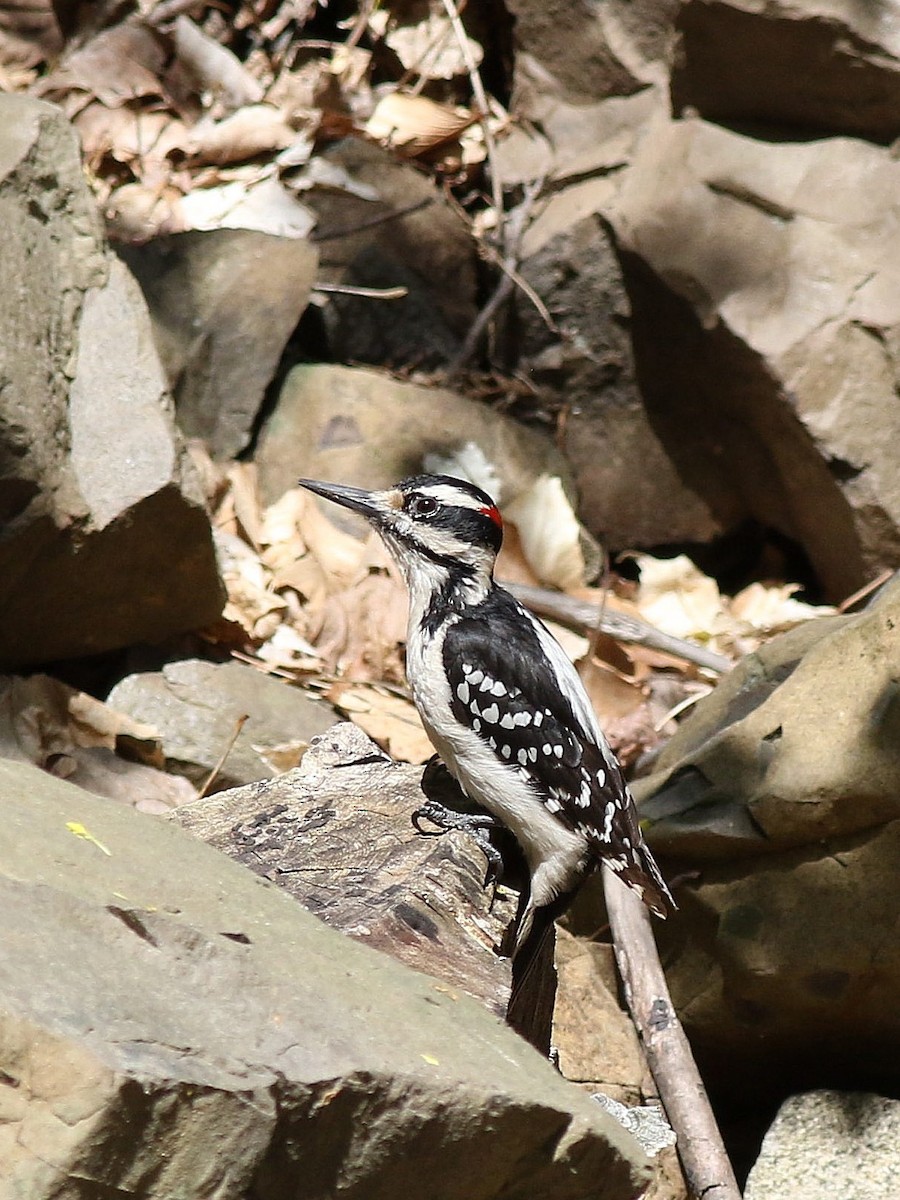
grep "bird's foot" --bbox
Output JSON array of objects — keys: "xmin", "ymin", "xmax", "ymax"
[{"xmin": 412, "ymin": 799, "xmax": 505, "ymax": 888}]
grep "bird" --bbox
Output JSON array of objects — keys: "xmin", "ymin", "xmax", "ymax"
[{"xmin": 299, "ymin": 473, "xmax": 675, "ymax": 953}]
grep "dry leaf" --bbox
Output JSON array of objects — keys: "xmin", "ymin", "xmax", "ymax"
[
  {"xmin": 37, "ymin": 21, "xmax": 167, "ymax": 113},
  {"xmin": 178, "ymin": 175, "xmax": 317, "ymax": 237},
  {"xmin": 634, "ymin": 553, "xmax": 727, "ymax": 640},
  {"xmin": 329, "ymin": 683, "xmax": 433, "ymax": 763},
  {"xmin": 380, "ymin": 12, "xmax": 482, "ymax": 80},
  {"xmin": 730, "ymin": 582, "xmax": 835, "ymax": 632},
  {"xmin": 172, "ymin": 15, "xmax": 263, "ymax": 113},
  {"xmin": 189, "ymin": 105, "xmax": 298, "ymax": 166},
  {"xmin": 504, "ymin": 475, "xmax": 587, "ymax": 591},
  {"xmin": 365, "ymin": 92, "xmax": 475, "ymax": 157}
]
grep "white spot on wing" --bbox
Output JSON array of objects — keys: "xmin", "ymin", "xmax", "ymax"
[
  {"xmin": 500, "ymin": 713, "xmax": 515, "ymax": 729},
  {"xmin": 456, "ymin": 681, "xmax": 470, "ymax": 703},
  {"xmin": 481, "ymin": 703, "xmax": 500, "ymax": 723},
  {"xmin": 517, "ymin": 749, "xmax": 528, "ymax": 766}
]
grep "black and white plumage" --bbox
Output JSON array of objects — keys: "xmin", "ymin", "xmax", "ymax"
[{"xmin": 299, "ymin": 473, "xmax": 675, "ymax": 951}]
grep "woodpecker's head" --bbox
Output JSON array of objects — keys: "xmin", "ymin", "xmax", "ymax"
[{"xmin": 299, "ymin": 474, "xmax": 504, "ymax": 583}]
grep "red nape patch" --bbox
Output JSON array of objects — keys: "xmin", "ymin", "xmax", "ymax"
[{"xmin": 479, "ymin": 504, "xmax": 503, "ymax": 528}]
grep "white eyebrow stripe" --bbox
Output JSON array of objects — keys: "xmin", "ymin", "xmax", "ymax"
[{"xmin": 418, "ymin": 483, "xmax": 489, "ymax": 511}]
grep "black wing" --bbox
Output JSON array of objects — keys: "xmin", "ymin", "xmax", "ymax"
[{"xmin": 441, "ymin": 588, "xmax": 674, "ymax": 915}]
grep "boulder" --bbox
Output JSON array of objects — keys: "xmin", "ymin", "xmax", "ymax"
[
  {"xmin": 0, "ymin": 751, "xmax": 650, "ymax": 1199},
  {"xmin": 745, "ymin": 1090, "xmax": 900, "ymax": 1200},
  {"xmin": 0, "ymin": 95, "xmax": 222, "ymax": 666},
  {"xmin": 506, "ymin": 0, "xmax": 678, "ymax": 101},
  {"xmin": 672, "ymin": 0, "xmax": 900, "ymax": 142},
  {"xmin": 107, "ymin": 658, "xmax": 338, "ymax": 791},
  {"xmin": 610, "ymin": 114, "xmax": 900, "ymax": 599},
  {"xmin": 255, "ymin": 362, "xmax": 575, "ymax": 509},
  {"xmin": 621, "ymin": 581, "xmax": 900, "ymax": 1095},
  {"xmin": 118, "ymin": 229, "xmax": 319, "ymax": 459}
]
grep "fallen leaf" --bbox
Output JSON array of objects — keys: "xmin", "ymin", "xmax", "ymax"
[{"xmin": 329, "ymin": 683, "xmax": 433, "ymax": 763}]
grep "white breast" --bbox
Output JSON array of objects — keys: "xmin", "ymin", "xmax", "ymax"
[{"xmin": 406, "ymin": 618, "xmax": 589, "ymax": 911}]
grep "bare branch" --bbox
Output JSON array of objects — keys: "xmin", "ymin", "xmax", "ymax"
[
  {"xmin": 505, "ymin": 582, "xmax": 733, "ymax": 675},
  {"xmin": 603, "ymin": 870, "xmax": 742, "ymax": 1200}
]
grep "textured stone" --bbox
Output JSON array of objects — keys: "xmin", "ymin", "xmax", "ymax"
[
  {"xmin": 0, "ymin": 752, "xmax": 649, "ymax": 1199},
  {"xmin": 745, "ymin": 1091, "xmax": 900, "ymax": 1200},
  {"xmin": 673, "ymin": 0, "xmax": 900, "ymax": 142},
  {"xmin": 107, "ymin": 658, "xmax": 337, "ymax": 791},
  {"xmin": 303, "ymin": 139, "xmax": 477, "ymax": 369},
  {"xmin": 611, "ymin": 114, "xmax": 900, "ymax": 598},
  {"xmin": 0, "ymin": 95, "xmax": 222, "ymax": 666},
  {"xmin": 119, "ymin": 228, "xmax": 318, "ymax": 459},
  {"xmin": 255, "ymin": 362, "xmax": 574, "ymax": 510}
]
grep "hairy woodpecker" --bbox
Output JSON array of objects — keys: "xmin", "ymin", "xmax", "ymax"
[{"xmin": 300, "ymin": 473, "xmax": 675, "ymax": 951}]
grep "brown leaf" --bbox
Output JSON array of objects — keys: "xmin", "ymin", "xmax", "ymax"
[
  {"xmin": 365, "ymin": 92, "xmax": 476, "ymax": 157},
  {"xmin": 0, "ymin": 0, "xmax": 62, "ymax": 69},
  {"xmin": 329, "ymin": 683, "xmax": 433, "ymax": 763},
  {"xmin": 189, "ymin": 105, "xmax": 298, "ymax": 166},
  {"xmin": 37, "ymin": 20, "xmax": 168, "ymax": 112}
]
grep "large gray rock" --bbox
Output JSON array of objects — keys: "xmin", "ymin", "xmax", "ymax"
[
  {"xmin": 0, "ymin": 753, "xmax": 650, "ymax": 1199},
  {"xmin": 673, "ymin": 0, "xmax": 900, "ymax": 142},
  {"xmin": 745, "ymin": 1091, "xmax": 900, "ymax": 1200},
  {"xmin": 118, "ymin": 229, "xmax": 318, "ymax": 459},
  {"xmin": 0, "ymin": 95, "xmax": 222, "ymax": 666},
  {"xmin": 255, "ymin": 362, "xmax": 576, "ymax": 510},
  {"xmin": 614, "ymin": 581, "xmax": 900, "ymax": 1094},
  {"xmin": 610, "ymin": 113, "xmax": 900, "ymax": 599}
]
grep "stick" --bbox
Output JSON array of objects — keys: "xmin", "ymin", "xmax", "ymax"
[
  {"xmin": 505, "ymin": 582, "xmax": 732, "ymax": 675},
  {"xmin": 603, "ymin": 869, "xmax": 742, "ymax": 1200},
  {"xmin": 448, "ymin": 176, "xmax": 546, "ymax": 377}
]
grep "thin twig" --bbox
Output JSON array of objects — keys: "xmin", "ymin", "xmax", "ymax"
[
  {"xmin": 311, "ymin": 197, "xmax": 433, "ymax": 242},
  {"xmin": 198, "ymin": 714, "xmax": 249, "ymax": 799},
  {"xmin": 505, "ymin": 582, "xmax": 732, "ymax": 675},
  {"xmin": 447, "ymin": 176, "xmax": 546, "ymax": 377},
  {"xmin": 603, "ymin": 870, "xmax": 742, "ymax": 1200},
  {"xmin": 313, "ymin": 282, "xmax": 409, "ymax": 300},
  {"xmin": 439, "ymin": 0, "xmax": 503, "ymax": 218}
]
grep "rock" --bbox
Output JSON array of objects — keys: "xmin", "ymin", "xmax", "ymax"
[
  {"xmin": 303, "ymin": 140, "xmax": 477, "ymax": 368},
  {"xmin": 0, "ymin": 750, "xmax": 650, "ymax": 1198},
  {"xmin": 618, "ymin": 582, "xmax": 900, "ymax": 1096},
  {"xmin": 0, "ymin": 95, "xmax": 222, "ymax": 667},
  {"xmin": 745, "ymin": 1090, "xmax": 900, "ymax": 1200},
  {"xmin": 107, "ymin": 658, "xmax": 338, "ymax": 791},
  {"xmin": 610, "ymin": 113, "xmax": 900, "ymax": 599},
  {"xmin": 507, "ymin": 0, "xmax": 678, "ymax": 102},
  {"xmin": 672, "ymin": 0, "xmax": 900, "ymax": 142},
  {"xmin": 637, "ymin": 582, "xmax": 900, "ymax": 857},
  {"xmin": 118, "ymin": 229, "xmax": 318, "ymax": 459},
  {"xmin": 553, "ymin": 929, "xmax": 648, "ymax": 1102},
  {"xmin": 514, "ymin": 162, "xmax": 721, "ymax": 548},
  {"xmin": 255, "ymin": 362, "xmax": 575, "ymax": 509},
  {"xmin": 552, "ymin": 930, "xmax": 688, "ymax": 1200}
]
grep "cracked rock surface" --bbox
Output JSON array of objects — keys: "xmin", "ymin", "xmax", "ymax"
[{"xmin": 0, "ymin": 746, "xmax": 649, "ymax": 1199}]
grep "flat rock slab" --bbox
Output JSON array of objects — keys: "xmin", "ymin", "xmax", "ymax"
[
  {"xmin": 108, "ymin": 658, "xmax": 338, "ymax": 790},
  {"xmin": 0, "ymin": 753, "xmax": 649, "ymax": 1200}
]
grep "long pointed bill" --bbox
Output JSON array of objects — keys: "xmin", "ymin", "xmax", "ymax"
[{"xmin": 298, "ymin": 478, "xmax": 389, "ymax": 525}]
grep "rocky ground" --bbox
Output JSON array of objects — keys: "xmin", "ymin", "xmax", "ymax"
[{"xmin": 1, "ymin": 2, "xmax": 900, "ymax": 1197}]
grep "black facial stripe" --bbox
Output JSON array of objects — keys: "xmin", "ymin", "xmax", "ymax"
[{"xmin": 430, "ymin": 506, "xmax": 502, "ymax": 554}]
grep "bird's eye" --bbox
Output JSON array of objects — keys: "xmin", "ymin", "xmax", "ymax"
[{"xmin": 407, "ymin": 494, "xmax": 439, "ymax": 518}]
